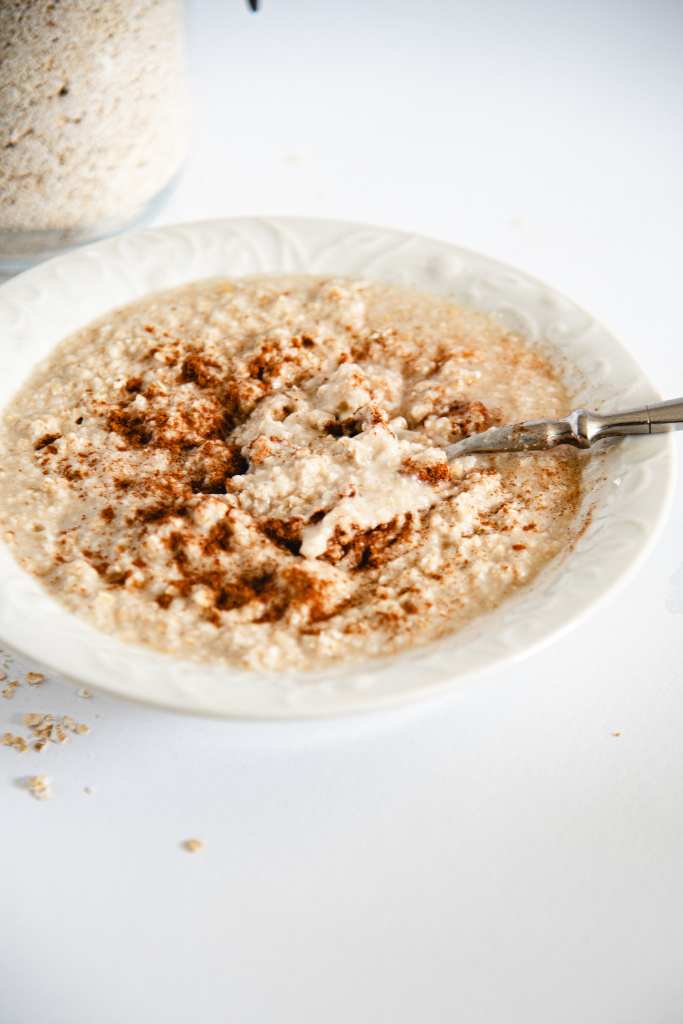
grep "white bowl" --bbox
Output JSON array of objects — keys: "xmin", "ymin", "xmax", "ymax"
[{"xmin": 0, "ymin": 218, "xmax": 675, "ymax": 717}]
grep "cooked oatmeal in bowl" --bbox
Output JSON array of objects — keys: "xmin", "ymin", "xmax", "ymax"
[{"xmin": 0, "ymin": 273, "xmax": 582, "ymax": 671}]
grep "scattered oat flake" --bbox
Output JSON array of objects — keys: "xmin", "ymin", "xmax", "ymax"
[
  {"xmin": 2, "ymin": 732, "xmax": 27, "ymax": 752},
  {"xmin": 26, "ymin": 774, "xmax": 52, "ymax": 800},
  {"xmin": 26, "ymin": 672, "xmax": 46, "ymax": 685},
  {"xmin": 0, "ymin": 670, "xmax": 6, "ymax": 681},
  {"xmin": 77, "ymin": 688, "xmax": 92, "ymax": 699},
  {"xmin": 3, "ymin": 713, "xmax": 91, "ymax": 752},
  {"xmin": 182, "ymin": 838, "xmax": 205, "ymax": 854},
  {"xmin": 2, "ymin": 682, "xmax": 19, "ymax": 699}
]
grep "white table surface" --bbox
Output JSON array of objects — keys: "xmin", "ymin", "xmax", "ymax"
[{"xmin": 2, "ymin": 2, "xmax": 683, "ymax": 1021}]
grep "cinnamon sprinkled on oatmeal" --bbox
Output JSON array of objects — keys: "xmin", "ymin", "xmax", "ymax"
[{"xmin": 0, "ymin": 275, "xmax": 582, "ymax": 671}]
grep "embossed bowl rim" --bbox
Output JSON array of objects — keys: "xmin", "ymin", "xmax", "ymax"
[{"xmin": 0, "ymin": 218, "xmax": 675, "ymax": 718}]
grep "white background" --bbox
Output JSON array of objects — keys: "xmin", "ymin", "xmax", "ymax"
[{"xmin": 2, "ymin": 1, "xmax": 683, "ymax": 1021}]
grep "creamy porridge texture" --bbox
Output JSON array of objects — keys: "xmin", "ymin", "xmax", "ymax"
[{"xmin": 0, "ymin": 276, "xmax": 581, "ymax": 671}]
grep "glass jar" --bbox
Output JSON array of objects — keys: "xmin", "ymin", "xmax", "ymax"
[{"xmin": 0, "ymin": 0, "xmax": 188, "ymax": 272}]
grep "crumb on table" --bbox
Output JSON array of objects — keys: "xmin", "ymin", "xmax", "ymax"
[
  {"xmin": 182, "ymin": 838, "xmax": 205, "ymax": 854},
  {"xmin": 25, "ymin": 774, "xmax": 52, "ymax": 800}
]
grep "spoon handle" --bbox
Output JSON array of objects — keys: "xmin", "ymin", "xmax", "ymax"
[
  {"xmin": 445, "ymin": 397, "xmax": 683, "ymax": 459},
  {"xmin": 578, "ymin": 397, "xmax": 683, "ymax": 443}
]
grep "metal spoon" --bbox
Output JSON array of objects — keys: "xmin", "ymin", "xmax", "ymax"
[{"xmin": 445, "ymin": 397, "xmax": 683, "ymax": 460}]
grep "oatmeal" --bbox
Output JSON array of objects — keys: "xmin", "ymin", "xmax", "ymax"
[{"xmin": 0, "ymin": 276, "xmax": 581, "ymax": 671}]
